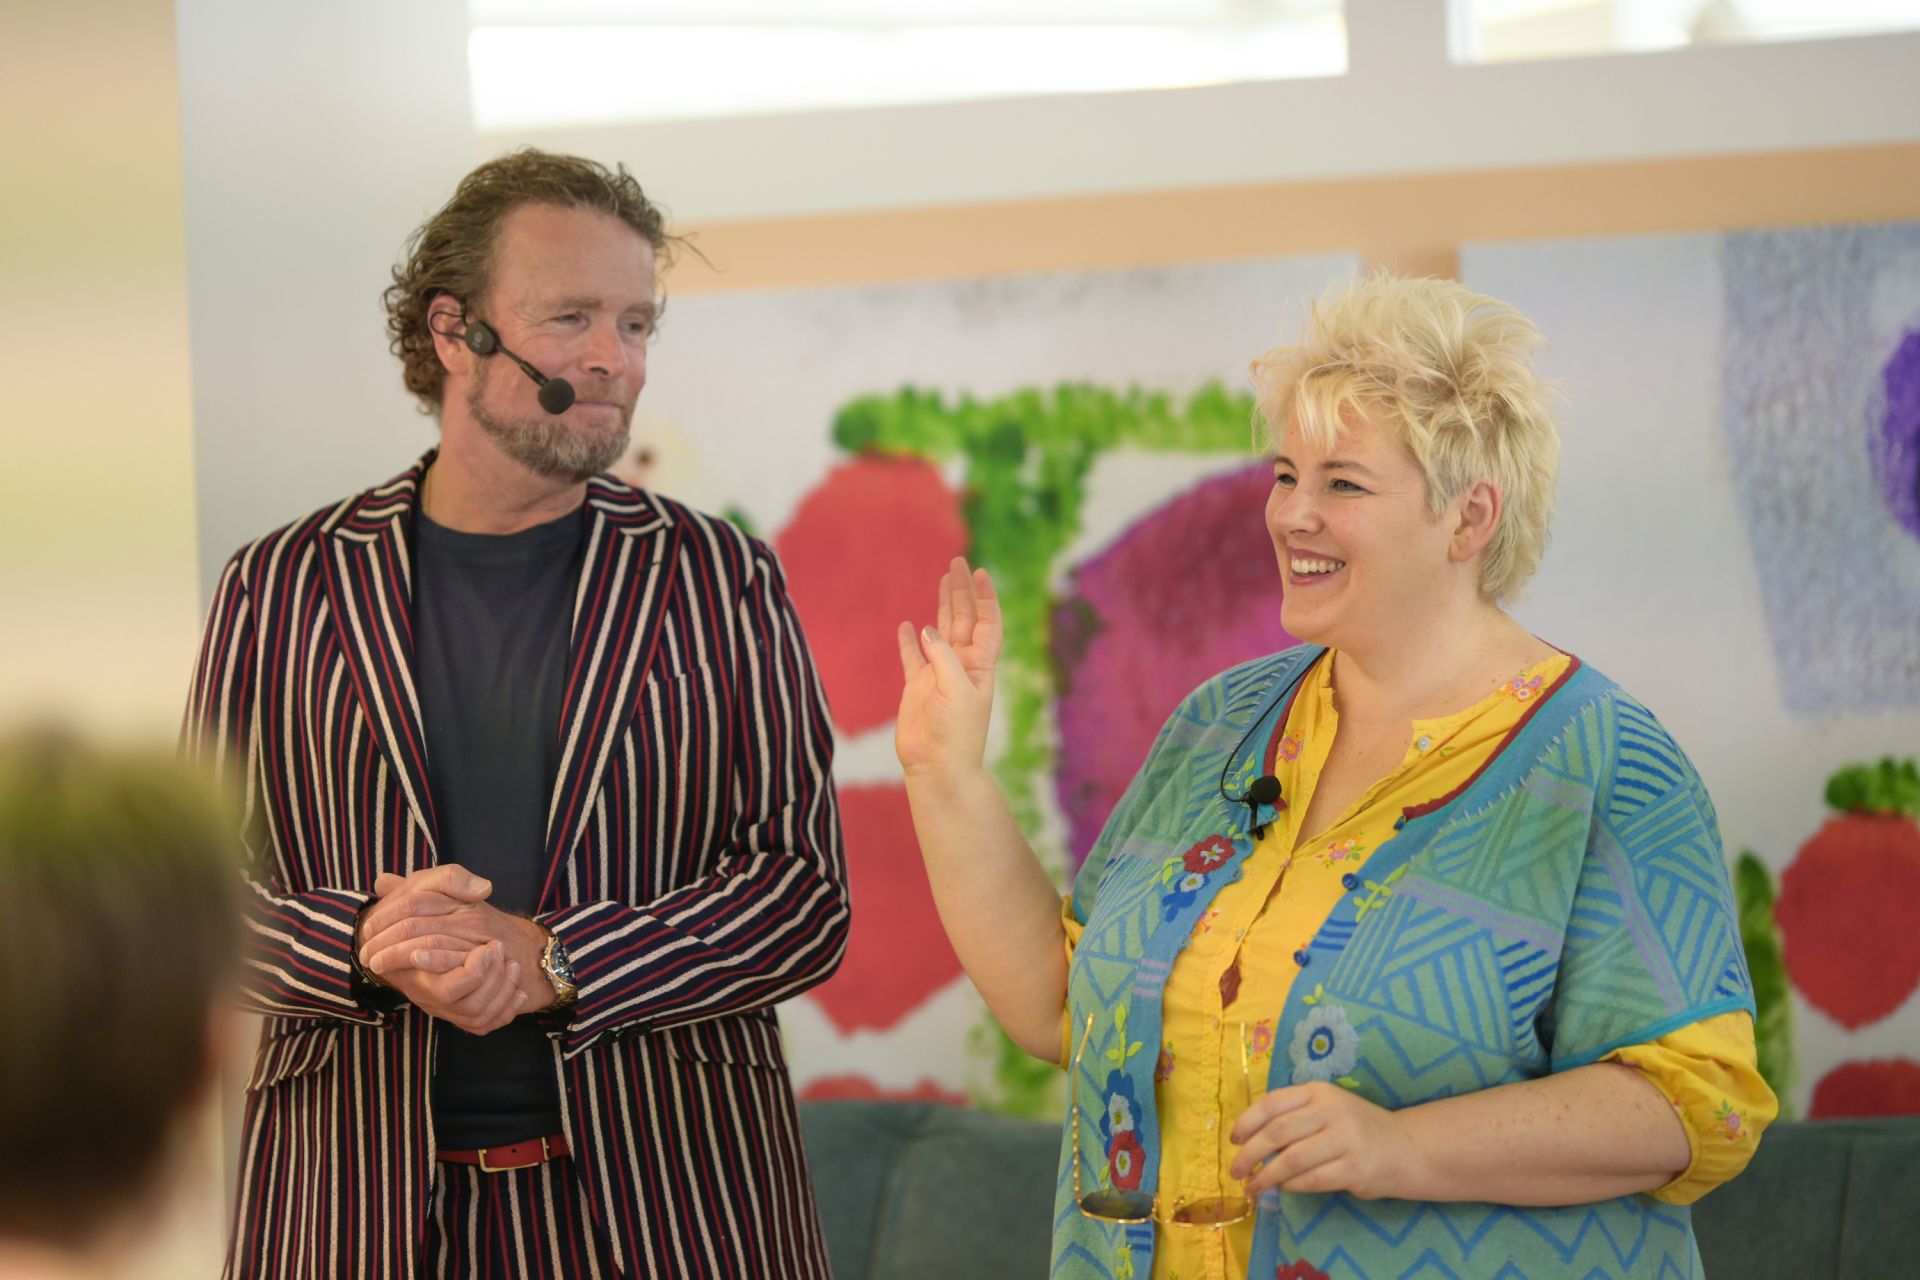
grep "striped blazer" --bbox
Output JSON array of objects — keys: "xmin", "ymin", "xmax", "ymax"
[{"xmin": 184, "ymin": 454, "xmax": 850, "ymax": 1278}]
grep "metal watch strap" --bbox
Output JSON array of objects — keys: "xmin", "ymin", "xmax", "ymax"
[{"xmin": 540, "ymin": 929, "xmax": 579, "ymax": 1009}]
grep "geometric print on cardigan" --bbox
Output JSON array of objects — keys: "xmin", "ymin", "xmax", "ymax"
[
  {"xmin": 1055, "ymin": 649, "xmax": 1748, "ymax": 1279},
  {"xmin": 1274, "ymin": 1193, "xmax": 1699, "ymax": 1279}
]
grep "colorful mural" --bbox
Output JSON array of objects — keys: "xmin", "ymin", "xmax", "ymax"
[
  {"xmin": 625, "ymin": 229, "xmax": 1920, "ymax": 1120},
  {"xmin": 771, "ymin": 383, "xmax": 1285, "ymax": 1111}
]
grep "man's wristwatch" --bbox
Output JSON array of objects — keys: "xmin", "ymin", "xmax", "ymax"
[
  {"xmin": 539, "ymin": 929, "xmax": 579, "ymax": 1010},
  {"xmin": 352, "ymin": 901, "xmax": 390, "ymax": 989}
]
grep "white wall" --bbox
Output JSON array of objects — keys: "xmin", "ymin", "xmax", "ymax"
[
  {"xmin": 177, "ymin": 0, "xmax": 475, "ymax": 595},
  {"xmin": 496, "ymin": 0, "xmax": 1920, "ymax": 222}
]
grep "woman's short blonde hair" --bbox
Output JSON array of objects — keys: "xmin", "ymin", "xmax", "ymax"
[{"xmin": 1251, "ymin": 274, "xmax": 1561, "ymax": 604}]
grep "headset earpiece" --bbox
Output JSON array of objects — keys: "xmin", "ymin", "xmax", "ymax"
[{"xmin": 462, "ymin": 320, "xmax": 499, "ymax": 356}]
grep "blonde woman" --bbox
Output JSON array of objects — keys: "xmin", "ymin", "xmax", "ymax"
[{"xmin": 894, "ymin": 275, "xmax": 1773, "ymax": 1279}]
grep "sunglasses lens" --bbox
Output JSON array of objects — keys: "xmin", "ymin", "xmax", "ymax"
[
  {"xmin": 1169, "ymin": 1195, "xmax": 1253, "ymax": 1227},
  {"xmin": 1078, "ymin": 1188, "xmax": 1156, "ymax": 1223}
]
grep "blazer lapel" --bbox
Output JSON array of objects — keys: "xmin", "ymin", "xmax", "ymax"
[
  {"xmin": 537, "ymin": 479, "xmax": 683, "ymax": 909},
  {"xmin": 317, "ymin": 458, "xmax": 440, "ymax": 859}
]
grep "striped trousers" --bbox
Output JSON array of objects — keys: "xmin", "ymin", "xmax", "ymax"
[{"xmin": 426, "ymin": 1158, "xmax": 621, "ymax": 1279}]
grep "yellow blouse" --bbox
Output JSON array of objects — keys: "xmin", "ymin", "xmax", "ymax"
[{"xmin": 1062, "ymin": 651, "xmax": 1775, "ymax": 1280}]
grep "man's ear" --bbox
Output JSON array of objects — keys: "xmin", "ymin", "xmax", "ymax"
[
  {"xmin": 426, "ymin": 295, "xmax": 476, "ymax": 377},
  {"xmin": 1449, "ymin": 476, "xmax": 1503, "ymax": 564}
]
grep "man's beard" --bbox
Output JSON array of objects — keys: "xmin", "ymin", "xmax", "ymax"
[{"xmin": 467, "ymin": 376, "xmax": 630, "ymax": 483}]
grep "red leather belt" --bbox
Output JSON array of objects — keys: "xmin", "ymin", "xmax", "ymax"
[{"xmin": 437, "ymin": 1134, "xmax": 570, "ymax": 1173}]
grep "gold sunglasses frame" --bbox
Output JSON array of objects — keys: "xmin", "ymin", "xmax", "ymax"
[{"xmin": 1069, "ymin": 1011, "xmax": 1256, "ymax": 1230}]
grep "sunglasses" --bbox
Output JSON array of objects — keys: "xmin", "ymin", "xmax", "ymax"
[{"xmin": 1070, "ymin": 1011, "xmax": 1255, "ymax": 1229}]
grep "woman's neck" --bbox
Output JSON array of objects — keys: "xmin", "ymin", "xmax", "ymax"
[{"xmin": 1328, "ymin": 603, "xmax": 1545, "ymax": 728}]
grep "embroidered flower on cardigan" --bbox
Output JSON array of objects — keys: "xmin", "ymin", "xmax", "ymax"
[
  {"xmin": 1289, "ymin": 1003, "xmax": 1359, "ymax": 1084},
  {"xmin": 1155, "ymin": 1042, "xmax": 1176, "ymax": 1082},
  {"xmin": 1714, "ymin": 1099, "xmax": 1748, "ymax": 1141},
  {"xmin": 1183, "ymin": 835, "xmax": 1233, "ymax": 874},
  {"xmin": 1161, "ymin": 869, "xmax": 1209, "ymax": 919},
  {"xmin": 1276, "ymin": 733, "xmax": 1305, "ymax": 762},
  {"xmin": 1100, "ymin": 1069, "xmax": 1143, "ymax": 1146},
  {"xmin": 1108, "ymin": 1129, "xmax": 1146, "ymax": 1191},
  {"xmin": 1507, "ymin": 673, "xmax": 1545, "ymax": 702}
]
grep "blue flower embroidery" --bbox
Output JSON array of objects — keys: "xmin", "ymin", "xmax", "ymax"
[
  {"xmin": 1160, "ymin": 869, "xmax": 1208, "ymax": 920},
  {"xmin": 1100, "ymin": 1069, "xmax": 1142, "ymax": 1145},
  {"xmin": 1289, "ymin": 1002, "xmax": 1358, "ymax": 1084}
]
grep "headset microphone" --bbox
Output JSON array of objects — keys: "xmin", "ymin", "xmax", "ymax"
[{"xmin": 461, "ymin": 320, "xmax": 577, "ymax": 415}]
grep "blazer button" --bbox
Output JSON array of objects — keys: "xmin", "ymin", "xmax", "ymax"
[
  {"xmin": 1292, "ymin": 949, "xmax": 1310, "ymax": 967},
  {"xmin": 1341, "ymin": 873, "xmax": 1360, "ymax": 890}
]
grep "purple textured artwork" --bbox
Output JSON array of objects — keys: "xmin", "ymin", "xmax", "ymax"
[
  {"xmin": 1721, "ymin": 224, "xmax": 1920, "ymax": 713},
  {"xmin": 1051, "ymin": 462, "xmax": 1297, "ymax": 871},
  {"xmin": 1878, "ymin": 326, "xmax": 1920, "ymax": 543}
]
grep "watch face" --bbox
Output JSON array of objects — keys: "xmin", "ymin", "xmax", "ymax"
[{"xmin": 547, "ymin": 937, "xmax": 577, "ymax": 985}]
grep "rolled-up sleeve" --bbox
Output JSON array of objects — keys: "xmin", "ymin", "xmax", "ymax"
[{"xmin": 1604, "ymin": 1010, "xmax": 1777, "ymax": 1204}]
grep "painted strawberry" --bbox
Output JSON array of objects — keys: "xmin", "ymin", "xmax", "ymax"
[
  {"xmin": 805, "ymin": 783, "xmax": 962, "ymax": 1034},
  {"xmin": 774, "ymin": 455, "xmax": 968, "ymax": 736},
  {"xmin": 1810, "ymin": 1057, "xmax": 1920, "ymax": 1118},
  {"xmin": 1776, "ymin": 758, "xmax": 1920, "ymax": 1029}
]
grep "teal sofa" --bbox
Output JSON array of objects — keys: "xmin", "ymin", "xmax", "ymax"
[{"xmin": 798, "ymin": 1102, "xmax": 1920, "ymax": 1278}]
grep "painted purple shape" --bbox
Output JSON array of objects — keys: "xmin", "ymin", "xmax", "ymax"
[
  {"xmin": 1052, "ymin": 463, "xmax": 1298, "ymax": 872},
  {"xmin": 1877, "ymin": 326, "xmax": 1920, "ymax": 542}
]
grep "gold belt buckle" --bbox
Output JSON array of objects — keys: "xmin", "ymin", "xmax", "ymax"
[{"xmin": 477, "ymin": 1137, "xmax": 548, "ymax": 1174}]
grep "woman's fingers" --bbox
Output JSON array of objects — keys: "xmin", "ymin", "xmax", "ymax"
[
  {"xmin": 1230, "ymin": 1100, "xmax": 1327, "ymax": 1181},
  {"xmin": 935, "ymin": 568, "xmax": 953, "ymax": 638},
  {"xmin": 969, "ymin": 566, "xmax": 1003, "ymax": 660},
  {"xmin": 1248, "ymin": 1131, "xmax": 1344, "ymax": 1196},
  {"xmin": 918, "ymin": 625, "xmax": 973, "ymax": 690},
  {"xmin": 896, "ymin": 620, "xmax": 928, "ymax": 679},
  {"xmin": 949, "ymin": 556, "xmax": 977, "ymax": 646}
]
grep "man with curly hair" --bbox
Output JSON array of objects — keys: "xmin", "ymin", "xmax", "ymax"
[{"xmin": 185, "ymin": 149, "xmax": 849, "ymax": 1278}]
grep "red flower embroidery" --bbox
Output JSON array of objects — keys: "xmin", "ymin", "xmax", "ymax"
[
  {"xmin": 1276, "ymin": 1261, "xmax": 1331, "ymax": 1280},
  {"xmin": 1108, "ymin": 1130, "xmax": 1146, "ymax": 1190},
  {"xmin": 1183, "ymin": 836, "xmax": 1233, "ymax": 874},
  {"xmin": 1276, "ymin": 734, "xmax": 1304, "ymax": 762}
]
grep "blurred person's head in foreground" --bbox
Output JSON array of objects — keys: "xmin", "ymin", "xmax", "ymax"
[{"xmin": 0, "ymin": 730, "xmax": 241, "ymax": 1278}]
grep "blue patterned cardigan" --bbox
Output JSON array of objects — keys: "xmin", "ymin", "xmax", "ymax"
[{"xmin": 1053, "ymin": 646, "xmax": 1754, "ymax": 1280}]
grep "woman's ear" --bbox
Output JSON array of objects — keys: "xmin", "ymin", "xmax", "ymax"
[{"xmin": 1450, "ymin": 476, "xmax": 1503, "ymax": 563}]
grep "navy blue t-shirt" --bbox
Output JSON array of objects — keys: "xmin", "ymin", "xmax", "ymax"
[{"xmin": 412, "ymin": 504, "xmax": 582, "ymax": 1148}]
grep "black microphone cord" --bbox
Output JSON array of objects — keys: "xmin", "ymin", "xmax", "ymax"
[{"xmin": 1217, "ymin": 687, "xmax": 1290, "ymax": 839}]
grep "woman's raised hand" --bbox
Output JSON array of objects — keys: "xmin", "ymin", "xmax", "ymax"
[{"xmin": 895, "ymin": 556, "xmax": 1003, "ymax": 780}]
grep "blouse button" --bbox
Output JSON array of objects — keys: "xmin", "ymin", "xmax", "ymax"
[
  {"xmin": 1341, "ymin": 873, "xmax": 1360, "ymax": 890},
  {"xmin": 1292, "ymin": 949, "xmax": 1310, "ymax": 967},
  {"xmin": 1415, "ymin": 734, "xmax": 1433, "ymax": 751}
]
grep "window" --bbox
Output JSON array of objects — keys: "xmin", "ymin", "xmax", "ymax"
[
  {"xmin": 468, "ymin": 0, "xmax": 1348, "ymax": 131},
  {"xmin": 1456, "ymin": 0, "xmax": 1920, "ymax": 64}
]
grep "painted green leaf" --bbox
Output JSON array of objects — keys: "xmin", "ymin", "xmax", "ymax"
[
  {"xmin": 1823, "ymin": 756, "xmax": 1920, "ymax": 818},
  {"xmin": 1733, "ymin": 849, "xmax": 1796, "ymax": 1118},
  {"xmin": 838, "ymin": 382, "xmax": 1260, "ymax": 1116}
]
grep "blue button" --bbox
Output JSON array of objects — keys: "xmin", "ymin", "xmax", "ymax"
[
  {"xmin": 1341, "ymin": 873, "xmax": 1359, "ymax": 890},
  {"xmin": 1292, "ymin": 949, "xmax": 1310, "ymax": 966}
]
